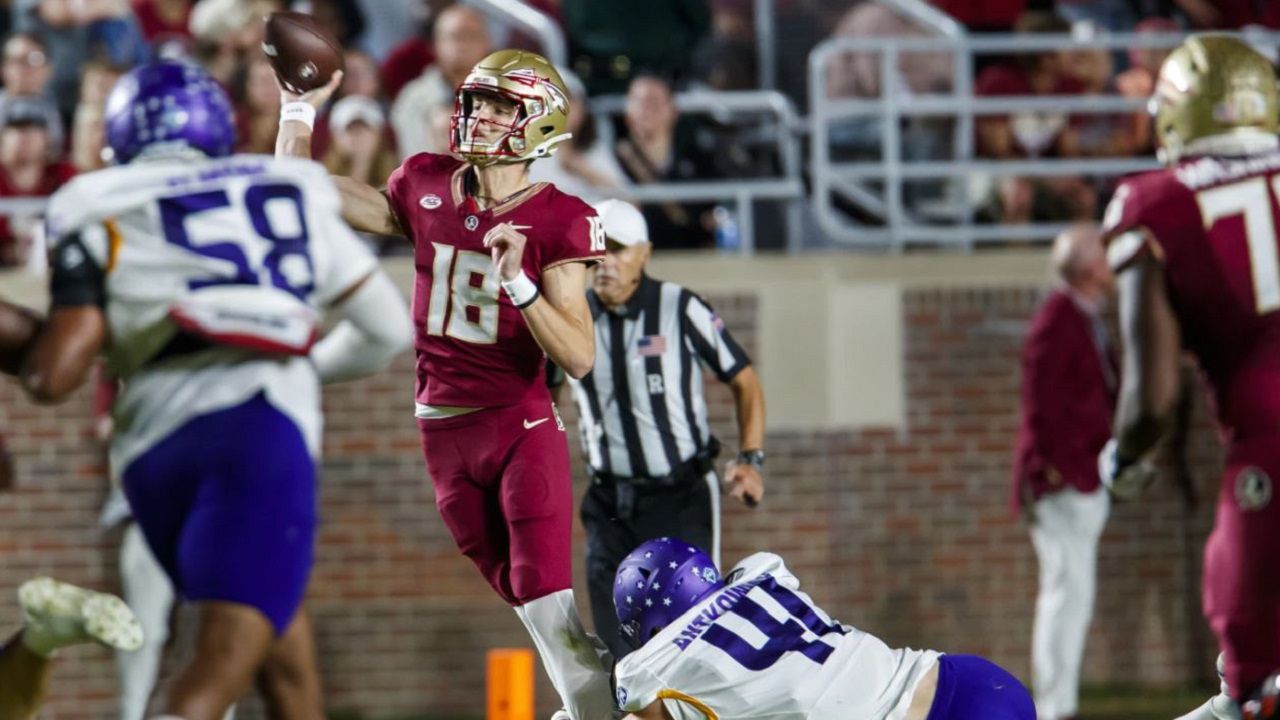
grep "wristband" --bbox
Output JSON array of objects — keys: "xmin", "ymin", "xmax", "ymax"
[
  {"xmin": 280, "ymin": 102, "xmax": 316, "ymax": 131},
  {"xmin": 502, "ymin": 273, "xmax": 539, "ymax": 309}
]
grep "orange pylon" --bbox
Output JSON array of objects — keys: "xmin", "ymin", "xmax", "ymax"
[{"xmin": 487, "ymin": 647, "xmax": 535, "ymax": 720}]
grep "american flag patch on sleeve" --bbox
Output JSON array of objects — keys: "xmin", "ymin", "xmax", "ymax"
[{"xmin": 637, "ymin": 335, "xmax": 667, "ymax": 356}]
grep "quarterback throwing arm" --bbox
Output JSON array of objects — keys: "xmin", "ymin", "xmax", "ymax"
[{"xmin": 275, "ymin": 68, "xmax": 600, "ymax": 383}]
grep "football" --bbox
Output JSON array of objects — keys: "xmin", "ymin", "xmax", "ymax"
[{"xmin": 262, "ymin": 11, "xmax": 345, "ymax": 94}]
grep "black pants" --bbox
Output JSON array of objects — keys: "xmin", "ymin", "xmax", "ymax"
[{"xmin": 581, "ymin": 474, "xmax": 714, "ymax": 661}]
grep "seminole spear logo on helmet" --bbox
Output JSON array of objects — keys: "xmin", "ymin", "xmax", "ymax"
[
  {"xmin": 1152, "ymin": 35, "xmax": 1279, "ymax": 164},
  {"xmin": 449, "ymin": 49, "xmax": 573, "ymax": 167}
]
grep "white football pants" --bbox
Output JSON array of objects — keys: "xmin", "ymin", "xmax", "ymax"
[
  {"xmin": 1030, "ymin": 487, "xmax": 1110, "ymax": 720},
  {"xmin": 515, "ymin": 589, "xmax": 616, "ymax": 720},
  {"xmin": 117, "ymin": 522, "xmax": 176, "ymax": 720}
]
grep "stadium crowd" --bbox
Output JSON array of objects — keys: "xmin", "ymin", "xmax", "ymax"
[{"xmin": 0, "ymin": 0, "xmax": 1272, "ymax": 271}]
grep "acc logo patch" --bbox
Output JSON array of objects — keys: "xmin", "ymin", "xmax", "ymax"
[
  {"xmin": 419, "ymin": 193, "xmax": 442, "ymax": 210},
  {"xmin": 616, "ymin": 686, "xmax": 628, "ymax": 708},
  {"xmin": 1235, "ymin": 467, "xmax": 1272, "ymax": 512}
]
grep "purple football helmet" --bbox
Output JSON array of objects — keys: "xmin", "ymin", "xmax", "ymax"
[
  {"xmin": 614, "ymin": 537, "xmax": 723, "ymax": 648},
  {"xmin": 104, "ymin": 60, "xmax": 236, "ymax": 164}
]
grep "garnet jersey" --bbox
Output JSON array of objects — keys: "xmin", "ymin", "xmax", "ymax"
[
  {"xmin": 386, "ymin": 153, "xmax": 605, "ymax": 409},
  {"xmin": 613, "ymin": 553, "xmax": 940, "ymax": 720},
  {"xmin": 1104, "ymin": 151, "xmax": 1280, "ymax": 442}
]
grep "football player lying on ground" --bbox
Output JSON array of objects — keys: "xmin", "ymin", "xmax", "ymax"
[
  {"xmin": 611, "ymin": 538, "xmax": 1035, "ymax": 720},
  {"xmin": 0, "ymin": 577, "xmax": 143, "ymax": 720}
]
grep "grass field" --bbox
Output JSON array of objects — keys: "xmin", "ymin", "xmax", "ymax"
[
  {"xmin": 1080, "ymin": 685, "xmax": 1208, "ymax": 719},
  {"xmin": 341, "ymin": 685, "xmax": 1212, "ymax": 720}
]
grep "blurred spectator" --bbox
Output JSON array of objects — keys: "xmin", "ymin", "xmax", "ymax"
[
  {"xmin": 232, "ymin": 55, "xmax": 281, "ymax": 154},
  {"xmin": 691, "ymin": 35, "xmax": 757, "ymax": 91},
  {"xmin": 189, "ymin": 0, "xmax": 279, "ymax": 44},
  {"xmin": 0, "ymin": 97, "xmax": 76, "ymax": 268},
  {"xmin": 297, "ymin": 0, "xmax": 366, "ymax": 47},
  {"xmin": 614, "ymin": 74, "xmax": 719, "ymax": 250},
  {"xmin": 1174, "ymin": 0, "xmax": 1280, "ymax": 29},
  {"xmin": 1115, "ymin": 17, "xmax": 1176, "ymax": 156},
  {"xmin": 976, "ymin": 12, "xmax": 1082, "ymax": 159},
  {"xmin": 131, "ymin": 0, "xmax": 193, "ymax": 46},
  {"xmin": 15, "ymin": 0, "xmax": 150, "ymax": 115},
  {"xmin": 321, "ymin": 95, "xmax": 398, "ymax": 189},
  {"xmin": 564, "ymin": 0, "xmax": 711, "ymax": 95},
  {"xmin": 0, "ymin": 33, "xmax": 65, "ymax": 152},
  {"xmin": 822, "ymin": 0, "xmax": 956, "ymax": 225},
  {"xmin": 975, "ymin": 11, "xmax": 1095, "ymax": 224},
  {"xmin": 70, "ymin": 59, "xmax": 125, "ymax": 171},
  {"xmin": 706, "ymin": 0, "xmax": 752, "ymax": 41},
  {"xmin": 1012, "ymin": 224, "xmax": 1115, "ymax": 720},
  {"xmin": 1054, "ymin": 0, "xmax": 1136, "ymax": 33},
  {"xmin": 390, "ymin": 3, "xmax": 489, "ymax": 158},
  {"xmin": 529, "ymin": 69, "xmax": 629, "ymax": 204},
  {"xmin": 827, "ymin": 2, "xmax": 953, "ymax": 99},
  {"xmin": 1065, "ymin": 29, "xmax": 1139, "ymax": 157},
  {"xmin": 310, "ymin": 48, "xmax": 386, "ymax": 159},
  {"xmin": 930, "ymin": 0, "xmax": 1026, "ymax": 32},
  {"xmin": 379, "ymin": 0, "xmax": 449, "ymax": 101},
  {"xmin": 339, "ymin": 48, "xmax": 384, "ymax": 101},
  {"xmin": 189, "ymin": 0, "xmax": 282, "ymax": 85}
]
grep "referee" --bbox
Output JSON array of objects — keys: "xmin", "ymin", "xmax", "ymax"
[{"xmin": 553, "ymin": 199, "xmax": 766, "ymax": 659}]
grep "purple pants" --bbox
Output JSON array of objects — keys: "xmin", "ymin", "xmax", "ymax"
[
  {"xmin": 926, "ymin": 655, "xmax": 1036, "ymax": 720},
  {"xmin": 122, "ymin": 392, "xmax": 316, "ymax": 634}
]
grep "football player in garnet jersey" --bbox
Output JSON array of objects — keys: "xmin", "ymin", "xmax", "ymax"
[
  {"xmin": 276, "ymin": 50, "xmax": 615, "ymax": 720},
  {"xmin": 1099, "ymin": 35, "xmax": 1280, "ymax": 720}
]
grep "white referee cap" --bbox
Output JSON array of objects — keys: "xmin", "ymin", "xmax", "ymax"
[{"xmin": 592, "ymin": 199, "xmax": 650, "ymax": 247}]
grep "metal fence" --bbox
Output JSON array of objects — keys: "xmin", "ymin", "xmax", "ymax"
[
  {"xmin": 808, "ymin": 29, "xmax": 1280, "ymax": 249},
  {"xmin": 5, "ymin": 21, "xmax": 1280, "ymax": 260}
]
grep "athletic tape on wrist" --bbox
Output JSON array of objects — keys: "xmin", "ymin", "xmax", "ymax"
[
  {"xmin": 502, "ymin": 273, "xmax": 539, "ymax": 309},
  {"xmin": 280, "ymin": 102, "xmax": 316, "ymax": 131}
]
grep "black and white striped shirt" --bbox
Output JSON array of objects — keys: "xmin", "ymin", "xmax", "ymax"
[{"xmin": 567, "ymin": 275, "xmax": 750, "ymax": 479}]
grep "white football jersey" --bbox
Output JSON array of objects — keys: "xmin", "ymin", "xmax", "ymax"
[
  {"xmin": 44, "ymin": 154, "xmax": 379, "ymax": 472},
  {"xmin": 614, "ymin": 553, "xmax": 940, "ymax": 720}
]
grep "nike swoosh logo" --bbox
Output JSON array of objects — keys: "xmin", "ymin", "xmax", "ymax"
[{"xmin": 523, "ymin": 418, "xmax": 550, "ymax": 430}]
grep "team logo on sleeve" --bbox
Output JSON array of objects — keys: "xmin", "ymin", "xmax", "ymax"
[
  {"xmin": 1235, "ymin": 467, "xmax": 1272, "ymax": 511},
  {"xmin": 465, "ymin": 215, "xmax": 480, "ymax": 231},
  {"xmin": 616, "ymin": 686, "xmax": 628, "ymax": 708},
  {"xmin": 419, "ymin": 193, "xmax": 442, "ymax": 210}
]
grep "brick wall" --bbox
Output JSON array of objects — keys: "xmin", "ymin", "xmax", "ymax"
[{"xmin": 0, "ymin": 285, "xmax": 1223, "ymax": 719}]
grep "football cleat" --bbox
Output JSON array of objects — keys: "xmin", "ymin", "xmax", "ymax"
[
  {"xmin": 1243, "ymin": 673, "xmax": 1280, "ymax": 720},
  {"xmin": 19, "ymin": 577, "xmax": 144, "ymax": 654}
]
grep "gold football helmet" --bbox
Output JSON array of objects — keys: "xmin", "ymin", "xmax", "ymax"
[
  {"xmin": 1152, "ymin": 35, "xmax": 1279, "ymax": 164},
  {"xmin": 450, "ymin": 49, "xmax": 572, "ymax": 166}
]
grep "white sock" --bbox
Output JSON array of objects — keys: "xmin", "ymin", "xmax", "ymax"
[{"xmin": 514, "ymin": 589, "xmax": 616, "ymax": 720}]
